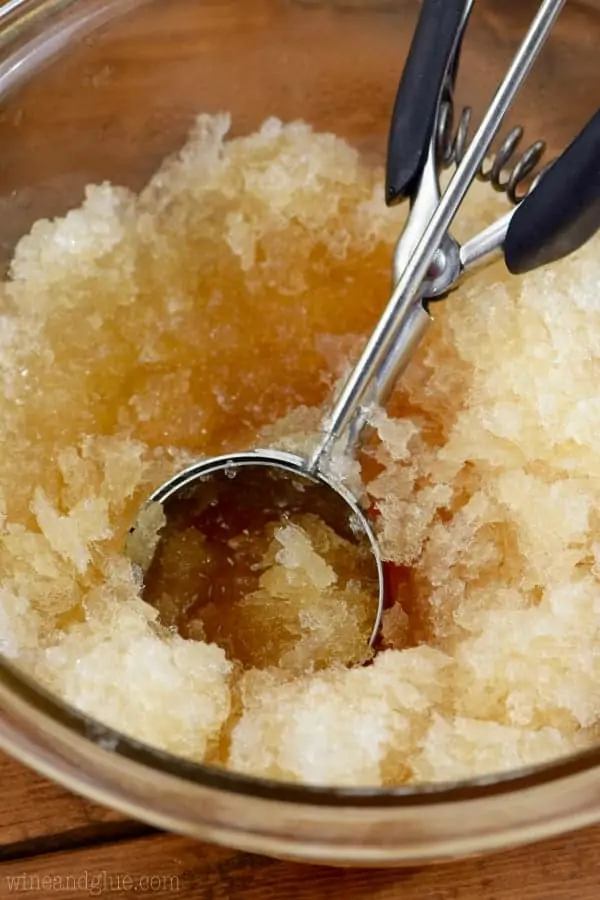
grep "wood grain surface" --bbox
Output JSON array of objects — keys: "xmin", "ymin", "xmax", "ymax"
[
  {"xmin": 1, "ymin": 0, "xmax": 600, "ymax": 897},
  {"xmin": 0, "ymin": 754, "xmax": 125, "ymax": 854},
  {"xmin": 1, "ymin": 751, "xmax": 600, "ymax": 899}
]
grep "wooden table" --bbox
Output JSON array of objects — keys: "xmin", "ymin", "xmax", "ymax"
[{"xmin": 0, "ymin": 751, "xmax": 599, "ymax": 898}]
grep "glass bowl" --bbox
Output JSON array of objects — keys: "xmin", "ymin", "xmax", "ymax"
[{"xmin": 0, "ymin": 0, "xmax": 600, "ymax": 866}]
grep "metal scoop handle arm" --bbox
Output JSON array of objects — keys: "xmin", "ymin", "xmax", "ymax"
[{"xmin": 309, "ymin": 0, "xmax": 566, "ymax": 474}]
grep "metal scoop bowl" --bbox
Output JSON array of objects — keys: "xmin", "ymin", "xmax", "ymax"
[{"xmin": 128, "ymin": 449, "xmax": 385, "ymax": 647}]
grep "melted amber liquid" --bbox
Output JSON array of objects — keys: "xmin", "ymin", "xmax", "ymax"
[{"xmin": 141, "ymin": 466, "xmax": 381, "ymax": 671}]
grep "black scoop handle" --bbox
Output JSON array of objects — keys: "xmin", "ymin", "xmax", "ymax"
[
  {"xmin": 385, "ymin": 0, "xmax": 471, "ymax": 207},
  {"xmin": 505, "ymin": 108, "xmax": 600, "ymax": 275}
]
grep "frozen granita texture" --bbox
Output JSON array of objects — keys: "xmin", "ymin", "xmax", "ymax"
[{"xmin": 0, "ymin": 113, "xmax": 598, "ymax": 785}]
